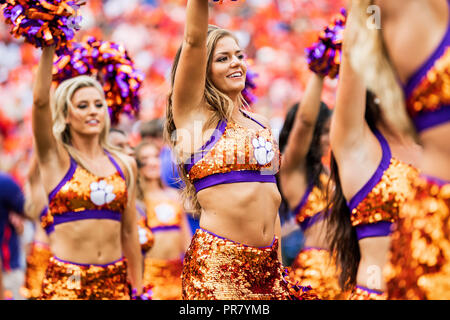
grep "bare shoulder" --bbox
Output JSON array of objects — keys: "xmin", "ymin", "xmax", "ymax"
[{"xmin": 244, "ymin": 109, "xmax": 271, "ymax": 129}]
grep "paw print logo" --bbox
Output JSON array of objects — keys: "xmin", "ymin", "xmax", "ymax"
[
  {"xmin": 138, "ymin": 226, "xmax": 149, "ymax": 245},
  {"xmin": 90, "ymin": 180, "xmax": 116, "ymax": 206},
  {"xmin": 154, "ymin": 203, "xmax": 176, "ymax": 223},
  {"xmin": 252, "ymin": 136, "xmax": 275, "ymax": 165}
]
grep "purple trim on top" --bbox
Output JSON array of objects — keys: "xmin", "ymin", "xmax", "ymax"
[
  {"xmin": 240, "ymin": 109, "xmax": 266, "ymax": 129},
  {"xmin": 48, "ymin": 157, "xmax": 77, "ymax": 203},
  {"xmin": 199, "ymin": 227, "xmax": 276, "ymax": 249},
  {"xmin": 413, "ymin": 106, "xmax": 450, "ymax": 133},
  {"xmin": 356, "ymin": 285, "xmax": 385, "ymax": 295},
  {"xmin": 39, "ymin": 206, "xmax": 48, "ymax": 219},
  {"xmin": 151, "ymin": 225, "xmax": 181, "ymax": 232},
  {"xmin": 184, "ymin": 119, "xmax": 228, "ymax": 173},
  {"xmin": 421, "ymin": 173, "xmax": 450, "ymax": 186},
  {"xmin": 347, "ymin": 130, "xmax": 392, "ymax": 211},
  {"xmin": 300, "ymin": 211, "xmax": 328, "ymax": 232},
  {"xmin": 355, "ymin": 221, "xmax": 393, "ymax": 241},
  {"xmin": 104, "ymin": 149, "xmax": 126, "ymax": 181},
  {"xmin": 403, "ymin": 6, "xmax": 450, "ymax": 98},
  {"xmin": 53, "ymin": 255, "xmax": 125, "ymax": 268},
  {"xmin": 193, "ymin": 170, "xmax": 276, "ymax": 192},
  {"xmin": 53, "ymin": 209, "xmax": 122, "ymax": 226},
  {"xmin": 292, "ymin": 184, "xmax": 314, "ymax": 216},
  {"xmin": 44, "ymin": 225, "xmax": 54, "ymax": 235}
]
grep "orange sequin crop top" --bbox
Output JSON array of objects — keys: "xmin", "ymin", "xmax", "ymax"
[
  {"xmin": 402, "ymin": 2, "xmax": 450, "ymax": 133},
  {"xmin": 144, "ymin": 198, "xmax": 183, "ymax": 232},
  {"xmin": 184, "ymin": 110, "xmax": 280, "ymax": 192},
  {"xmin": 41, "ymin": 151, "xmax": 127, "ymax": 234},
  {"xmin": 347, "ymin": 130, "xmax": 418, "ymax": 240},
  {"xmin": 294, "ymin": 173, "xmax": 330, "ymax": 232}
]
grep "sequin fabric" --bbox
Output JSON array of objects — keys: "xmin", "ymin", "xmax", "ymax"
[
  {"xmin": 348, "ymin": 286, "xmax": 387, "ymax": 300},
  {"xmin": 20, "ymin": 242, "xmax": 52, "ymax": 299},
  {"xmin": 295, "ymin": 174, "xmax": 329, "ymax": 226},
  {"xmin": 186, "ymin": 120, "xmax": 280, "ymax": 182},
  {"xmin": 41, "ymin": 163, "xmax": 127, "ymax": 230},
  {"xmin": 145, "ymin": 199, "xmax": 183, "ymax": 230},
  {"xmin": 40, "ymin": 256, "xmax": 130, "ymax": 300},
  {"xmin": 385, "ymin": 174, "xmax": 450, "ymax": 300},
  {"xmin": 406, "ymin": 48, "xmax": 450, "ymax": 125},
  {"xmin": 351, "ymin": 159, "xmax": 419, "ymax": 227},
  {"xmin": 182, "ymin": 229, "xmax": 318, "ymax": 300},
  {"xmin": 289, "ymin": 248, "xmax": 347, "ymax": 300},
  {"xmin": 143, "ymin": 258, "xmax": 183, "ymax": 300}
]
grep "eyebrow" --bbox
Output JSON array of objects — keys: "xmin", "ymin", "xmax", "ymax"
[{"xmin": 214, "ymin": 50, "xmax": 243, "ymax": 56}]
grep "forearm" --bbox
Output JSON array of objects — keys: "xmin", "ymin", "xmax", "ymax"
[
  {"xmin": 184, "ymin": 0, "xmax": 209, "ymax": 46},
  {"xmin": 296, "ymin": 73, "xmax": 325, "ymax": 127},
  {"xmin": 33, "ymin": 45, "xmax": 55, "ymax": 108},
  {"xmin": 122, "ymin": 228, "xmax": 143, "ymax": 294}
]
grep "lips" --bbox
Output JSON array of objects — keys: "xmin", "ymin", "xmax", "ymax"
[
  {"xmin": 227, "ymin": 71, "xmax": 243, "ymax": 78},
  {"xmin": 86, "ymin": 119, "xmax": 100, "ymax": 125}
]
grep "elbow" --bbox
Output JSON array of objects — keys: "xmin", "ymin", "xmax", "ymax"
[
  {"xmin": 33, "ymin": 97, "xmax": 50, "ymax": 110},
  {"xmin": 184, "ymin": 32, "xmax": 205, "ymax": 48}
]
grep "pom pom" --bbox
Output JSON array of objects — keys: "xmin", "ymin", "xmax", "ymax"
[
  {"xmin": 0, "ymin": 0, "xmax": 85, "ymax": 56},
  {"xmin": 53, "ymin": 36, "xmax": 144, "ymax": 124},
  {"xmin": 305, "ymin": 8, "xmax": 347, "ymax": 79},
  {"xmin": 131, "ymin": 286, "xmax": 153, "ymax": 300},
  {"xmin": 242, "ymin": 69, "xmax": 258, "ymax": 106}
]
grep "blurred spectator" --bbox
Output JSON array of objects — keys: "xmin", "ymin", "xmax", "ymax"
[{"xmin": 0, "ymin": 172, "xmax": 25, "ymax": 300}]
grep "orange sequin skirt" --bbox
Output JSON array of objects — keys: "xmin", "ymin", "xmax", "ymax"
[
  {"xmin": 348, "ymin": 286, "xmax": 387, "ymax": 300},
  {"xmin": 289, "ymin": 247, "xmax": 347, "ymax": 300},
  {"xmin": 182, "ymin": 228, "xmax": 317, "ymax": 300},
  {"xmin": 20, "ymin": 242, "xmax": 52, "ymax": 299},
  {"xmin": 143, "ymin": 257, "xmax": 183, "ymax": 300},
  {"xmin": 40, "ymin": 256, "xmax": 130, "ymax": 300},
  {"xmin": 385, "ymin": 174, "xmax": 450, "ymax": 300}
]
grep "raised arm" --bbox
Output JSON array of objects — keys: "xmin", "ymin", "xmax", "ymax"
[
  {"xmin": 32, "ymin": 45, "xmax": 58, "ymax": 163},
  {"xmin": 172, "ymin": 0, "xmax": 209, "ymax": 125},
  {"xmin": 330, "ymin": 11, "xmax": 368, "ymax": 158},
  {"xmin": 281, "ymin": 73, "xmax": 325, "ymax": 173}
]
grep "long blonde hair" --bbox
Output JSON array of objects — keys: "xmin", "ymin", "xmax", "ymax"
[
  {"xmin": 345, "ymin": 0, "xmax": 416, "ymax": 137},
  {"xmin": 52, "ymin": 75, "xmax": 135, "ymax": 189},
  {"xmin": 164, "ymin": 25, "xmax": 247, "ymax": 215}
]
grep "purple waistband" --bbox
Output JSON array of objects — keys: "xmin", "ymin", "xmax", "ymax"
[
  {"xmin": 411, "ymin": 106, "xmax": 450, "ymax": 133},
  {"xmin": 52, "ymin": 209, "xmax": 122, "ymax": 227},
  {"xmin": 355, "ymin": 221, "xmax": 393, "ymax": 241},
  {"xmin": 299, "ymin": 211, "xmax": 328, "ymax": 232},
  {"xmin": 151, "ymin": 225, "xmax": 181, "ymax": 232},
  {"xmin": 193, "ymin": 170, "xmax": 277, "ymax": 192},
  {"xmin": 198, "ymin": 227, "xmax": 276, "ymax": 249},
  {"xmin": 356, "ymin": 285, "xmax": 385, "ymax": 295},
  {"xmin": 52, "ymin": 255, "xmax": 125, "ymax": 268}
]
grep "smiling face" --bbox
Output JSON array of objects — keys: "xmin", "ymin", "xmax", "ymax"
[
  {"xmin": 137, "ymin": 143, "xmax": 161, "ymax": 181},
  {"xmin": 66, "ymin": 86, "xmax": 107, "ymax": 138},
  {"xmin": 209, "ymin": 36, "xmax": 247, "ymax": 98}
]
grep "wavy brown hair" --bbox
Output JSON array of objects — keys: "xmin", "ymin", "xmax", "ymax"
[{"xmin": 164, "ymin": 25, "xmax": 247, "ymax": 216}]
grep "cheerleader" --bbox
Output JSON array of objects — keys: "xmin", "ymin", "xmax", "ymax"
[
  {"xmin": 20, "ymin": 157, "xmax": 52, "ymax": 300},
  {"xmin": 164, "ymin": 0, "xmax": 313, "ymax": 300},
  {"xmin": 345, "ymin": 0, "xmax": 450, "ymax": 299},
  {"xmin": 32, "ymin": 45, "xmax": 142, "ymax": 300},
  {"xmin": 278, "ymin": 73, "xmax": 345, "ymax": 300},
  {"xmin": 134, "ymin": 141, "xmax": 191, "ymax": 300},
  {"xmin": 327, "ymin": 23, "xmax": 422, "ymax": 299}
]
